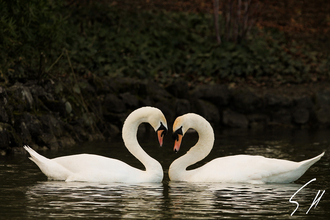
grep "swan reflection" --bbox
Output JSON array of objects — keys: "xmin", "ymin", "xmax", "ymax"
[{"xmin": 26, "ymin": 181, "xmax": 164, "ymax": 219}]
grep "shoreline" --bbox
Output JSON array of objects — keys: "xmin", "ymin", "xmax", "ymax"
[{"xmin": 1, "ymin": 77, "xmax": 330, "ymax": 155}]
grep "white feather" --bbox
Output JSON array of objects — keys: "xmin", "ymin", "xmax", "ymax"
[
  {"xmin": 169, "ymin": 113, "xmax": 324, "ymax": 183},
  {"xmin": 24, "ymin": 107, "xmax": 167, "ymax": 183}
]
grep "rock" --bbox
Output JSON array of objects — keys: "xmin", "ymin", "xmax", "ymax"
[
  {"xmin": 232, "ymin": 88, "xmax": 262, "ymax": 113},
  {"xmin": 147, "ymin": 80, "xmax": 172, "ymax": 102},
  {"xmin": 17, "ymin": 121, "xmax": 32, "ymax": 144},
  {"xmin": 0, "ymin": 122, "xmax": 21, "ymax": 148},
  {"xmin": 272, "ymin": 108, "xmax": 292, "ymax": 125},
  {"xmin": 222, "ymin": 109, "xmax": 249, "ymax": 128},
  {"xmin": 247, "ymin": 114, "xmax": 270, "ymax": 129},
  {"xmin": 166, "ymin": 79, "xmax": 190, "ymax": 99},
  {"xmin": 155, "ymin": 100, "xmax": 176, "ymax": 124},
  {"xmin": 293, "ymin": 108, "xmax": 310, "ymax": 125},
  {"xmin": 32, "ymin": 83, "xmax": 67, "ymax": 115},
  {"xmin": 103, "ymin": 112, "xmax": 125, "ymax": 127},
  {"xmin": 39, "ymin": 114, "xmax": 63, "ymax": 137},
  {"xmin": 139, "ymin": 96, "xmax": 153, "ymax": 106},
  {"xmin": 0, "ymin": 87, "xmax": 9, "ymax": 123},
  {"xmin": 265, "ymin": 93, "xmax": 292, "ymax": 107},
  {"xmin": 0, "ymin": 105, "xmax": 9, "ymax": 123},
  {"xmin": 70, "ymin": 124, "xmax": 91, "ymax": 142},
  {"xmin": 37, "ymin": 133, "xmax": 59, "ymax": 150},
  {"xmin": 95, "ymin": 76, "xmax": 117, "ymax": 94},
  {"xmin": 190, "ymin": 84, "xmax": 230, "ymax": 107},
  {"xmin": 314, "ymin": 106, "xmax": 330, "ymax": 125},
  {"xmin": 107, "ymin": 124, "xmax": 120, "ymax": 138},
  {"xmin": 19, "ymin": 113, "xmax": 43, "ymax": 137},
  {"xmin": 104, "ymin": 94, "xmax": 126, "ymax": 113},
  {"xmin": 7, "ymin": 83, "xmax": 34, "ymax": 111},
  {"xmin": 3, "ymin": 77, "xmax": 330, "ymax": 154},
  {"xmin": 28, "ymin": 83, "xmax": 61, "ymax": 114},
  {"xmin": 120, "ymin": 92, "xmax": 139, "ymax": 108},
  {"xmin": 175, "ymin": 99, "xmax": 191, "ymax": 116},
  {"xmin": 293, "ymin": 96, "xmax": 313, "ymax": 109},
  {"xmin": 113, "ymin": 78, "xmax": 148, "ymax": 96},
  {"xmin": 0, "ymin": 86, "xmax": 8, "ymax": 105},
  {"xmin": 315, "ymin": 89, "xmax": 330, "ymax": 106},
  {"xmin": 193, "ymin": 99, "xmax": 220, "ymax": 126},
  {"xmin": 14, "ymin": 113, "xmax": 65, "ymax": 148},
  {"xmin": 0, "ymin": 122, "xmax": 11, "ymax": 149},
  {"xmin": 57, "ymin": 136, "xmax": 75, "ymax": 148}
]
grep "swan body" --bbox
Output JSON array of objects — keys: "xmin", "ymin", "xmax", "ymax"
[
  {"xmin": 24, "ymin": 107, "xmax": 167, "ymax": 183},
  {"xmin": 169, "ymin": 113, "xmax": 324, "ymax": 184}
]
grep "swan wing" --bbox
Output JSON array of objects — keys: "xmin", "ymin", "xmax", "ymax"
[
  {"xmin": 25, "ymin": 146, "xmax": 142, "ymax": 182},
  {"xmin": 53, "ymin": 154, "xmax": 144, "ymax": 182},
  {"xmin": 52, "ymin": 154, "xmax": 133, "ymax": 173},
  {"xmin": 24, "ymin": 146, "xmax": 73, "ymax": 180},
  {"xmin": 187, "ymin": 153, "xmax": 324, "ymax": 183}
]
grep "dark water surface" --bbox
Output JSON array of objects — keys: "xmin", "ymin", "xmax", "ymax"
[{"xmin": 0, "ymin": 128, "xmax": 329, "ymax": 219}]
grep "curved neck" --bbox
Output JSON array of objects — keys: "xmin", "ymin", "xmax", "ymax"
[
  {"xmin": 122, "ymin": 110, "xmax": 163, "ymax": 179},
  {"xmin": 169, "ymin": 116, "xmax": 214, "ymax": 181}
]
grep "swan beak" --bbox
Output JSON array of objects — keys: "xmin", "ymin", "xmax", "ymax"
[
  {"xmin": 174, "ymin": 134, "xmax": 183, "ymax": 153},
  {"xmin": 157, "ymin": 130, "xmax": 165, "ymax": 147},
  {"xmin": 156, "ymin": 122, "xmax": 167, "ymax": 147},
  {"xmin": 172, "ymin": 126, "xmax": 183, "ymax": 152}
]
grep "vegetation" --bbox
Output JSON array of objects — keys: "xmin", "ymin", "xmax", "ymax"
[
  {"xmin": 0, "ymin": 0, "xmax": 329, "ymax": 87},
  {"xmin": 0, "ymin": 0, "xmax": 67, "ymax": 82}
]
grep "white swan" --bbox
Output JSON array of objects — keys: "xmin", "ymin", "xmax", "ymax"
[
  {"xmin": 169, "ymin": 113, "xmax": 324, "ymax": 184},
  {"xmin": 24, "ymin": 107, "xmax": 167, "ymax": 183}
]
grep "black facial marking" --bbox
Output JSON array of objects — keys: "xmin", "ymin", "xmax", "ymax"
[
  {"xmin": 157, "ymin": 122, "xmax": 167, "ymax": 137},
  {"xmin": 172, "ymin": 126, "xmax": 183, "ymax": 141}
]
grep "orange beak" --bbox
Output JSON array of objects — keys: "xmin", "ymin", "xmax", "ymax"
[
  {"xmin": 174, "ymin": 134, "xmax": 183, "ymax": 153},
  {"xmin": 157, "ymin": 129, "xmax": 165, "ymax": 147}
]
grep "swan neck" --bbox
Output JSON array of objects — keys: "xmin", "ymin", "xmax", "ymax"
[
  {"xmin": 122, "ymin": 111, "xmax": 162, "ymax": 176},
  {"xmin": 169, "ymin": 115, "xmax": 214, "ymax": 180}
]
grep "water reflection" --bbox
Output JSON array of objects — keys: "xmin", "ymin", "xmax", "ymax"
[
  {"xmin": 26, "ymin": 181, "xmax": 164, "ymax": 219},
  {"xmin": 24, "ymin": 180, "xmax": 327, "ymax": 219},
  {"xmin": 168, "ymin": 182, "xmax": 324, "ymax": 219},
  {"xmin": 1, "ymin": 127, "xmax": 329, "ymax": 219}
]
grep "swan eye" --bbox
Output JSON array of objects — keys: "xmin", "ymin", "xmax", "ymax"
[{"xmin": 172, "ymin": 126, "xmax": 183, "ymax": 141}]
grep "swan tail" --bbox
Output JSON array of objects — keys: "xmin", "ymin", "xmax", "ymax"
[
  {"xmin": 24, "ymin": 145, "xmax": 49, "ymax": 164},
  {"xmin": 23, "ymin": 145, "xmax": 72, "ymax": 180},
  {"xmin": 263, "ymin": 152, "xmax": 325, "ymax": 183},
  {"xmin": 299, "ymin": 152, "xmax": 325, "ymax": 170}
]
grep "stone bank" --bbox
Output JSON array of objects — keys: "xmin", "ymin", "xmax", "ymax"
[{"xmin": 1, "ymin": 77, "xmax": 330, "ymax": 155}]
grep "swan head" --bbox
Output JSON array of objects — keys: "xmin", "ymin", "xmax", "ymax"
[
  {"xmin": 172, "ymin": 113, "xmax": 213, "ymax": 153},
  {"xmin": 147, "ymin": 108, "xmax": 168, "ymax": 147},
  {"xmin": 123, "ymin": 107, "xmax": 168, "ymax": 147},
  {"xmin": 172, "ymin": 114, "xmax": 193, "ymax": 153}
]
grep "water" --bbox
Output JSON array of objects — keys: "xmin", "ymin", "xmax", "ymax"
[{"xmin": 0, "ymin": 127, "xmax": 329, "ymax": 219}]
